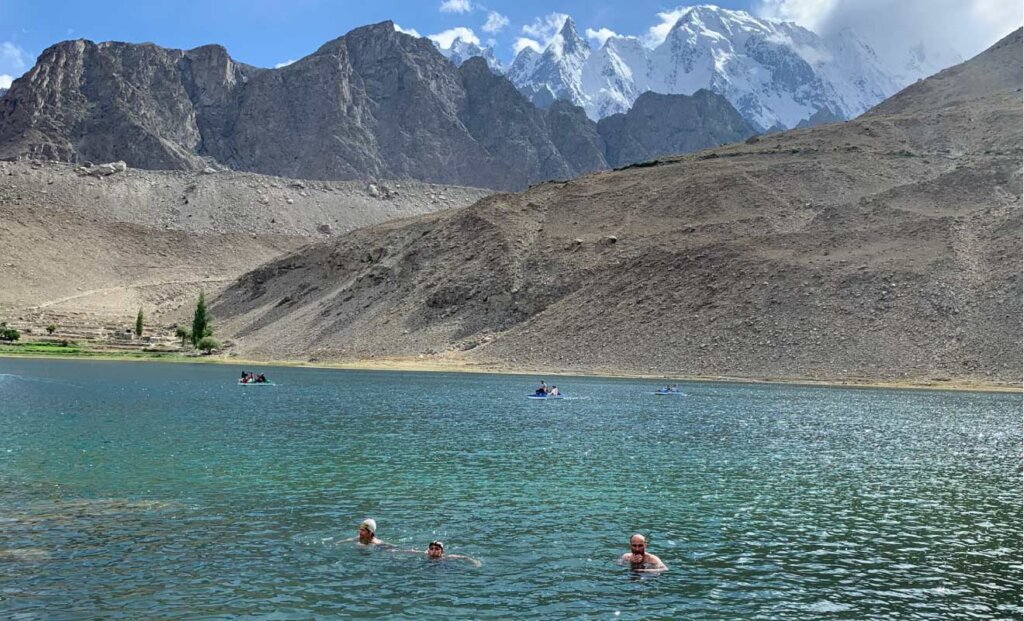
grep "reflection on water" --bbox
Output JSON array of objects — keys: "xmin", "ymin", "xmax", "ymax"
[{"xmin": 0, "ymin": 358, "xmax": 1020, "ymax": 620}]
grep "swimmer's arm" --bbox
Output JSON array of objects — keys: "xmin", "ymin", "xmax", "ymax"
[
  {"xmin": 447, "ymin": 554, "xmax": 482, "ymax": 568},
  {"xmin": 638, "ymin": 555, "xmax": 668, "ymax": 572},
  {"xmin": 616, "ymin": 553, "xmax": 632, "ymax": 566}
]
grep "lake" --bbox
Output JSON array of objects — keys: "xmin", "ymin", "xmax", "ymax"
[{"xmin": 0, "ymin": 358, "xmax": 1020, "ymax": 620}]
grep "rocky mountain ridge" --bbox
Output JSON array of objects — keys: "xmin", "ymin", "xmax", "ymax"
[
  {"xmin": 0, "ymin": 22, "xmax": 752, "ymax": 191},
  {"xmin": 208, "ymin": 29, "xmax": 1023, "ymax": 385}
]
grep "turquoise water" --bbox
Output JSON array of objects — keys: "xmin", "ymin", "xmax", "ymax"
[{"xmin": 0, "ymin": 358, "xmax": 1020, "ymax": 620}]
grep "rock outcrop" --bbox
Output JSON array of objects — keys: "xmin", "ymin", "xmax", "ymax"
[{"xmin": 597, "ymin": 90, "xmax": 756, "ymax": 168}]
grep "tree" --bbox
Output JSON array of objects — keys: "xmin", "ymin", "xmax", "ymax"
[
  {"xmin": 135, "ymin": 307, "xmax": 144, "ymax": 338},
  {"xmin": 191, "ymin": 291, "xmax": 212, "ymax": 347},
  {"xmin": 196, "ymin": 336, "xmax": 221, "ymax": 354},
  {"xmin": 0, "ymin": 322, "xmax": 20, "ymax": 342},
  {"xmin": 174, "ymin": 325, "xmax": 190, "ymax": 347},
  {"xmin": 46, "ymin": 323, "xmax": 56, "ymax": 335}
]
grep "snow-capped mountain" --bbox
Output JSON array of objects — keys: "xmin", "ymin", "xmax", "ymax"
[
  {"xmin": 507, "ymin": 18, "xmax": 590, "ymax": 109},
  {"xmin": 499, "ymin": 6, "xmax": 955, "ymax": 130},
  {"xmin": 436, "ymin": 37, "xmax": 504, "ymax": 73}
]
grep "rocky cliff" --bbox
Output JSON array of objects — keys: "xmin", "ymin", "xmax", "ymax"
[
  {"xmin": 597, "ymin": 90, "xmax": 755, "ymax": 168},
  {"xmin": 0, "ymin": 22, "xmax": 751, "ymax": 191}
]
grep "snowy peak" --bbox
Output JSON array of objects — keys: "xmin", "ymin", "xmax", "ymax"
[
  {"xmin": 437, "ymin": 37, "xmax": 504, "ymax": 73},
  {"xmin": 506, "ymin": 5, "xmax": 946, "ymax": 129},
  {"xmin": 509, "ymin": 15, "xmax": 591, "ymax": 109},
  {"xmin": 554, "ymin": 16, "xmax": 590, "ymax": 57}
]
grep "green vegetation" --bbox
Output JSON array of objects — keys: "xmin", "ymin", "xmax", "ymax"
[
  {"xmin": 46, "ymin": 323, "xmax": 57, "ymax": 335},
  {"xmin": 196, "ymin": 336, "xmax": 221, "ymax": 354},
  {"xmin": 0, "ymin": 322, "xmax": 20, "ymax": 342},
  {"xmin": 0, "ymin": 341, "xmax": 82, "ymax": 354},
  {"xmin": 191, "ymin": 291, "xmax": 213, "ymax": 347},
  {"xmin": 135, "ymin": 307, "xmax": 144, "ymax": 338},
  {"xmin": 175, "ymin": 325, "xmax": 191, "ymax": 347}
]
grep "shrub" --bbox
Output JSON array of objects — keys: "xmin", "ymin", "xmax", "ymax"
[
  {"xmin": 196, "ymin": 336, "xmax": 221, "ymax": 354},
  {"xmin": 0, "ymin": 326, "xmax": 20, "ymax": 342},
  {"xmin": 46, "ymin": 324, "xmax": 57, "ymax": 335}
]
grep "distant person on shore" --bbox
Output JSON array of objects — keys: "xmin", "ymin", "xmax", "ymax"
[
  {"xmin": 393, "ymin": 540, "xmax": 481, "ymax": 567},
  {"xmin": 341, "ymin": 518, "xmax": 387, "ymax": 546},
  {"xmin": 618, "ymin": 534, "xmax": 667, "ymax": 572}
]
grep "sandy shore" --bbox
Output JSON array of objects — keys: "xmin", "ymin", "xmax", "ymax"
[{"xmin": 2, "ymin": 351, "xmax": 1019, "ymax": 394}]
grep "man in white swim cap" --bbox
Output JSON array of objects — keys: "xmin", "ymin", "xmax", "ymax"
[{"xmin": 357, "ymin": 518, "xmax": 384, "ymax": 545}]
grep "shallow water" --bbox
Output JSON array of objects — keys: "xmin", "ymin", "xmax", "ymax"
[{"xmin": 0, "ymin": 358, "xmax": 1020, "ymax": 620}]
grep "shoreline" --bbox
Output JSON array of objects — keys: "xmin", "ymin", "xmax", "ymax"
[{"xmin": 1, "ymin": 350, "xmax": 1020, "ymax": 394}]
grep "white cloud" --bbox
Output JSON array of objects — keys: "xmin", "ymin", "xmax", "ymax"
[
  {"xmin": 644, "ymin": 8, "xmax": 689, "ymax": 47},
  {"xmin": 755, "ymin": 0, "xmax": 1022, "ymax": 61},
  {"xmin": 522, "ymin": 12, "xmax": 570, "ymax": 44},
  {"xmin": 585, "ymin": 27, "xmax": 620, "ymax": 46},
  {"xmin": 513, "ymin": 37, "xmax": 542, "ymax": 54},
  {"xmin": 440, "ymin": 0, "xmax": 472, "ymax": 14},
  {"xmin": 0, "ymin": 74, "xmax": 12, "ymax": 89},
  {"xmin": 394, "ymin": 23, "xmax": 423, "ymax": 38},
  {"xmin": 482, "ymin": 11, "xmax": 510, "ymax": 34},
  {"xmin": 756, "ymin": 0, "xmax": 836, "ymax": 30},
  {"xmin": 428, "ymin": 27, "xmax": 480, "ymax": 49},
  {"xmin": 274, "ymin": 59, "xmax": 295, "ymax": 69},
  {"xmin": 0, "ymin": 41, "xmax": 31, "ymax": 76}
]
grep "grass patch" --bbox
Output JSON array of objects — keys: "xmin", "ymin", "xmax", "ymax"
[
  {"xmin": 0, "ymin": 342, "xmax": 182, "ymax": 359},
  {"xmin": 0, "ymin": 342, "xmax": 83, "ymax": 354}
]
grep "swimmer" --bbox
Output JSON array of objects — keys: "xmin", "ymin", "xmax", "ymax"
[
  {"xmin": 340, "ymin": 518, "xmax": 387, "ymax": 546},
  {"xmin": 393, "ymin": 540, "xmax": 481, "ymax": 567},
  {"xmin": 617, "ymin": 534, "xmax": 667, "ymax": 572}
]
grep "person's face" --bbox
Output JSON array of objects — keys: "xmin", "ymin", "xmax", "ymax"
[
  {"xmin": 359, "ymin": 526, "xmax": 373, "ymax": 541},
  {"xmin": 427, "ymin": 543, "xmax": 444, "ymax": 559},
  {"xmin": 630, "ymin": 537, "xmax": 646, "ymax": 557}
]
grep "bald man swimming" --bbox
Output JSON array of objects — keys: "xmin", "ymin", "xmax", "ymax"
[{"xmin": 618, "ymin": 534, "xmax": 668, "ymax": 572}]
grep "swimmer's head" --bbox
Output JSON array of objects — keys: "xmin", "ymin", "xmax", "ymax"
[
  {"xmin": 630, "ymin": 534, "xmax": 647, "ymax": 553},
  {"xmin": 427, "ymin": 540, "xmax": 444, "ymax": 558},
  {"xmin": 359, "ymin": 519, "xmax": 377, "ymax": 535}
]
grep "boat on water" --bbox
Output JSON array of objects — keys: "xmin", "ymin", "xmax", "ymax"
[
  {"xmin": 653, "ymin": 386, "xmax": 685, "ymax": 396},
  {"xmin": 527, "ymin": 394, "xmax": 564, "ymax": 400},
  {"xmin": 239, "ymin": 371, "xmax": 272, "ymax": 385}
]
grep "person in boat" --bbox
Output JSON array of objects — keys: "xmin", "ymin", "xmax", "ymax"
[
  {"xmin": 392, "ymin": 540, "xmax": 481, "ymax": 567},
  {"xmin": 256, "ymin": 373, "xmax": 267, "ymax": 383},
  {"xmin": 618, "ymin": 534, "xmax": 668, "ymax": 572},
  {"xmin": 535, "ymin": 380, "xmax": 549, "ymax": 396},
  {"xmin": 550, "ymin": 386, "xmax": 560, "ymax": 396}
]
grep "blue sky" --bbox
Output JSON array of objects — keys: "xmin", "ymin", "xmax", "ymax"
[{"xmin": 1, "ymin": 0, "xmax": 1020, "ymax": 86}]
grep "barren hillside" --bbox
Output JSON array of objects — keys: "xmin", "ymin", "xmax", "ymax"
[
  {"xmin": 211, "ymin": 29, "xmax": 1023, "ymax": 386},
  {"xmin": 0, "ymin": 160, "xmax": 489, "ymax": 319}
]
